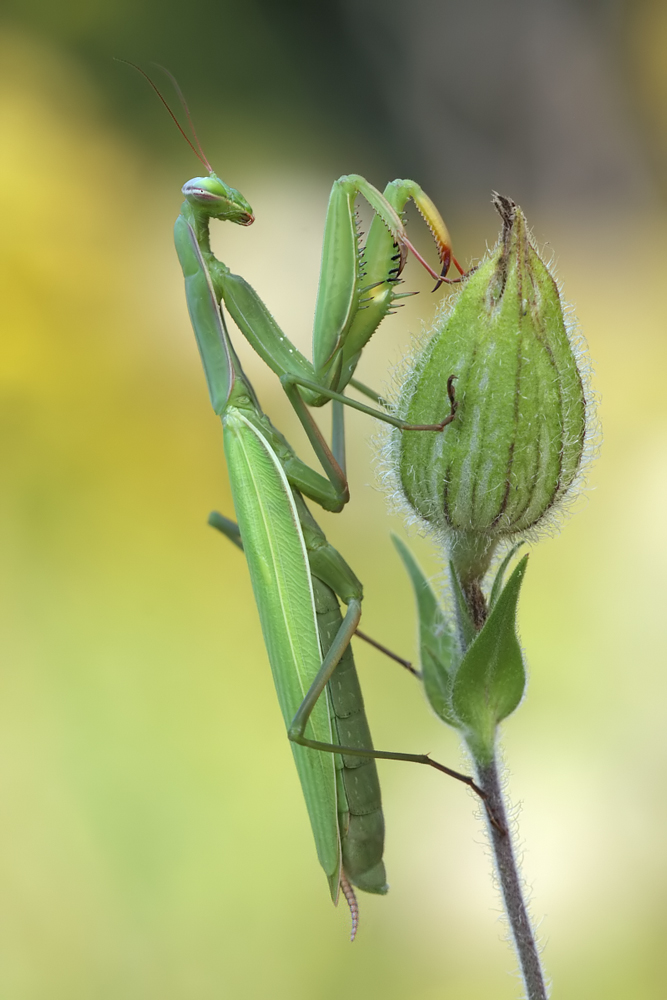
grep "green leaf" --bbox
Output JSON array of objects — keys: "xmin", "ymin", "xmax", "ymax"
[
  {"xmin": 488, "ymin": 541, "xmax": 525, "ymax": 610},
  {"xmin": 451, "ymin": 555, "xmax": 529, "ymax": 763},
  {"xmin": 392, "ymin": 535, "xmax": 461, "ymax": 726}
]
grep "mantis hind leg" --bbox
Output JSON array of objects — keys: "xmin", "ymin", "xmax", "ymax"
[
  {"xmin": 208, "ymin": 510, "xmax": 504, "ymax": 834},
  {"xmin": 286, "ymin": 595, "xmax": 504, "ymax": 834}
]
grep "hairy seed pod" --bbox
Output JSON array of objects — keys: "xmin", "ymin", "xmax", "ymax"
[{"xmin": 393, "ymin": 194, "xmax": 588, "ymax": 585}]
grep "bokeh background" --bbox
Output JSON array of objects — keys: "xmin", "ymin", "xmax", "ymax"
[{"xmin": 2, "ymin": 1, "xmax": 667, "ymax": 997}]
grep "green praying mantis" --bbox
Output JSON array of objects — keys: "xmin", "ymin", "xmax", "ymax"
[
  {"xmin": 130, "ymin": 63, "xmax": 492, "ymax": 936},
  {"xmin": 175, "ymin": 218, "xmax": 485, "ymax": 938}
]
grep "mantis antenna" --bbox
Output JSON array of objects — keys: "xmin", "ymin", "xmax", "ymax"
[
  {"xmin": 151, "ymin": 63, "xmax": 213, "ymax": 173},
  {"xmin": 115, "ymin": 58, "xmax": 213, "ymax": 173}
]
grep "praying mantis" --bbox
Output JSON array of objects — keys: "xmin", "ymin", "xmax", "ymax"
[
  {"xmin": 127, "ymin": 63, "xmax": 482, "ymax": 935},
  {"xmin": 175, "ymin": 217, "xmax": 481, "ymax": 937}
]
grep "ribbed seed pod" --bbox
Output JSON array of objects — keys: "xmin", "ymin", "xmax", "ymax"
[{"xmin": 394, "ymin": 195, "xmax": 588, "ymax": 584}]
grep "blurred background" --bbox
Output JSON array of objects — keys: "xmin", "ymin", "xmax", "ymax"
[{"xmin": 2, "ymin": 1, "xmax": 667, "ymax": 997}]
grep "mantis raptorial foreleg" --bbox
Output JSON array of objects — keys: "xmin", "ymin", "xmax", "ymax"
[
  {"xmin": 178, "ymin": 172, "xmax": 463, "ymax": 473},
  {"xmin": 128, "ymin": 62, "xmax": 463, "ymax": 492}
]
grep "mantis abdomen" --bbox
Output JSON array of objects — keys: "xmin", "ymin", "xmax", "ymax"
[{"xmin": 311, "ymin": 576, "xmax": 387, "ymax": 896}]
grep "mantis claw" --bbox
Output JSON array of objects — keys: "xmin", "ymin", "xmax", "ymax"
[{"xmin": 399, "ymin": 374, "xmax": 458, "ymax": 433}]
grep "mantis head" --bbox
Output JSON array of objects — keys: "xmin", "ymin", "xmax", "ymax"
[{"xmin": 182, "ymin": 173, "xmax": 254, "ymax": 226}]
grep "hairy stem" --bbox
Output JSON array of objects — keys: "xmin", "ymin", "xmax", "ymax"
[{"xmin": 474, "ymin": 754, "xmax": 548, "ymax": 1000}]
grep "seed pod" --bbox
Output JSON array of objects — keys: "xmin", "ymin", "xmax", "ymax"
[{"xmin": 393, "ymin": 194, "xmax": 588, "ymax": 584}]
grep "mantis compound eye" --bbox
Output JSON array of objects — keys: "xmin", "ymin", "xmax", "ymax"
[
  {"xmin": 182, "ymin": 176, "xmax": 222, "ymax": 202},
  {"xmin": 182, "ymin": 175, "xmax": 254, "ymax": 225}
]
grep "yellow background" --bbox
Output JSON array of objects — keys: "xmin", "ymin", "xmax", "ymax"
[{"xmin": 2, "ymin": 14, "xmax": 667, "ymax": 999}]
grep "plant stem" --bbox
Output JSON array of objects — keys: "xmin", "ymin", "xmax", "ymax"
[{"xmin": 474, "ymin": 754, "xmax": 549, "ymax": 1000}]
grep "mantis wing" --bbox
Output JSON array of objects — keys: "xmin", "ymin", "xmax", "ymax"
[{"xmin": 223, "ymin": 407, "xmax": 341, "ymax": 898}]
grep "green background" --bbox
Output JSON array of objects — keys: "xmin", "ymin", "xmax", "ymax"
[{"xmin": 2, "ymin": 2, "xmax": 667, "ymax": 997}]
